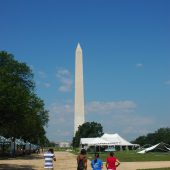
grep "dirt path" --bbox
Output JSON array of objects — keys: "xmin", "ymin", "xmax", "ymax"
[
  {"xmin": 0, "ymin": 151, "xmax": 170, "ymax": 170},
  {"xmin": 118, "ymin": 161, "xmax": 170, "ymax": 170}
]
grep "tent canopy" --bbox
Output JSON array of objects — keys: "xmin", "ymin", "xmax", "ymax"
[
  {"xmin": 101, "ymin": 133, "xmax": 134, "ymax": 146},
  {"xmin": 0, "ymin": 136, "xmax": 11, "ymax": 144},
  {"xmin": 80, "ymin": 137, "xmax": 112, "ymax": 146},
  {"xmin": 80, "ymin": 133, "xmax": 136, "ymax": 146},
  {"xmin": 138, "ymin": 142, "xmax": 170, "ymax": 154}
]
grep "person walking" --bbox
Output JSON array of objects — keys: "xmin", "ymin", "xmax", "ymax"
[
  {"xmin": 106, "ymin": 151, "xmax": 120, "ymax": 170},
  {"xmin": 44, "ymin": 148, "xmax": 56, "ymax": 170},
  {"xmin": 91, "ymin": 153, "xmax": 103, "ymax": 170},
  {"xmin": 77, "ymin": 148, "xmax": 87, "ymax": 170}
]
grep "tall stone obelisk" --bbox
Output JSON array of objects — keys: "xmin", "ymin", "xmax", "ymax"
[{"xmin": 74, "ymin": 43, "xmax": 85, "ymax": 135}]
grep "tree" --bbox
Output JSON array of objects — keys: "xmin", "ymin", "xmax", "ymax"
[
  {"xmin": 21, "ymin": 94, "xmax": 49, "ymax": 144},
  {"xmin": 154, "ymin": 127, "xmax": 170, "ymax": 144},
  {"xmin": 0, "ymin": 51, "xmax": 49, "ymax": 146},
  {"xmin": 72, "ymin": 121, "xmax": 104, "ymax": 148},
  {"xmin": 131, "ymin": 135, "xmax": 147, "ymax": 146},
  {"xmin": 132, "ymin": 127, "xmax": 170, "ymax": 145}
]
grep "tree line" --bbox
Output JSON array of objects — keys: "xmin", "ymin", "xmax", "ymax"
[
  {"xmin": 132, "ymin": 127, "xmax": 170, "ymax": 146},
  {"xmin": 0, "ymin": 51, "xmax": 49, "ymax": 146},
  {"xmin": 72, "ymin": 121, "xmax": 170, "ymax": 148}
]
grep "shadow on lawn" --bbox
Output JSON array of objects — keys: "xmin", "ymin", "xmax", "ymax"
[
  {"xmin": 15, "ymin": 154, "xmax": 43, "ymax": 160},
  {"xmin": 0, "ymin": 154, "xmax": 43, "ymax": 160},
  {"xmin": 0, "ymin": 164, "xmax": 35, "ymax": 170}
]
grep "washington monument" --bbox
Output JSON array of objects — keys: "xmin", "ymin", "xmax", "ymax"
[{"xmin": 74, "ymin": 43, "xmax": 85, "ymax": 134}]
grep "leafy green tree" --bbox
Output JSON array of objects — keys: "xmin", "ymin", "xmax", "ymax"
[
  {"xmin": 131, "ymin": 135, "xmax": 147, "ymax": 146},
  {"xmin": 72, "ymin": 121, "xmax": 104, "ymax": 148},
  {"xmin": 0, "ymin": 51, "xmax": 49, "ymax": 146},
  {"xmin": 154, "ymin": 127, "xmax": 170, "ymax": 144},
  {"xmin": 132, "ymin": 127, "xmax": 170, "ymax": 145},
  {"xmin": 21, "ymin": 94, "xmax": 49, "ymax": 144}
]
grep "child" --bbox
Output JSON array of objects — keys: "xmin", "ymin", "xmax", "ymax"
[{"xmin": 91, "ymin": 153, "xmax": 103, "ymax": 170}]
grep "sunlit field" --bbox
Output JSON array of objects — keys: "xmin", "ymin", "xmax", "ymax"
[{"xmin": 86, "ymin": 151, "xmax": 170, "ymax": 162}]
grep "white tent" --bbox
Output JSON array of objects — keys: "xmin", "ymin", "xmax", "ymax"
[
  {"xmin": 80, "ymin": 137, "xmax": 112, "ymax": 146},
  {"xmin": 101, "ymin": 133, "xmax": 134, "ymax": 146},
  {"xmin": 80, "ymin": 133, "xmax": 137, "ymax": 147},
  {"xmin": 138, "ymin": 142, "xmax": 170, "ymax": 154}
]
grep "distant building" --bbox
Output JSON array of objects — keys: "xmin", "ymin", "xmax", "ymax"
[{"xmin": 55, "ymin": 142, "xmax": 71, "ymax": 148}]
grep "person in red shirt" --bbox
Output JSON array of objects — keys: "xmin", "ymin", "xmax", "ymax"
[{"xmin": 106, "ymin": 151, "xmax": 120, "ymax": 170}]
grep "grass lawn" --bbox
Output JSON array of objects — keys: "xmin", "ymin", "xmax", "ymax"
[{"xmin": 86, "ymin": 151, "xmax": 170, "ymax": 162}]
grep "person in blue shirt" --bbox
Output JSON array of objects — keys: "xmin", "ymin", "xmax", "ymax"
[{"xmin": 91, "ymin": 153, "xmax": 103, "ymax": 170}]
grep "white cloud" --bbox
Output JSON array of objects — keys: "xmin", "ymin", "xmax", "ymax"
[
  {"xmin": 44, "ymin": 82, "xmax": 51, "ymax": 88},
  {"xmin": 46, "ymin": 100, "xmax": 139, "ymax": 142},
  {"xmin": 29, "ymin": 64, "xmax": 34, "ymax": 70},
  {"xmin": 56, "ymin": 69, "xmax": 71, "ymax": 78},
  {"xmin": 46, "ymin": 99, "xmax": 169, "ymax": 142},
  {"xmin": 136, "ymin": 63, "xmax": 144, "ymax": 68},
  {"xmin": 35, "ymin": 80, "xmax": 51, "ymax": 88},
  {"xmin": 90, "ymin": 110, "xmax": 155, "ymax": 141},
  {"xmin": 38, "ymin": 71, "xmax": 47, "ymax": 78},
  {"xmin": 58, "ymin": 79, "xmax": 73, "ymax": 92},
  {"xmin": 56, "ymin": 68, "xmax": 73, "ymax": 92},
  {"xmin": 46, "ymin": 102, "xmax": 74, "ymax": 142},
  {"xmin": 86, "ymin": 100, "xmax": 137, "ymax": 114},
  {"xmin": 165, "ymin": 80, "xmax": 170, "ymax": 85},
  {"xmin": 50, "ymin": 102, "xmax": 73, "ymax": 114}
]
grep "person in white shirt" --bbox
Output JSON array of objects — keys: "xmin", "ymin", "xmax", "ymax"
[{"xmin": 44, "ymin": 148, "xmax": 56, "ymax": 170}]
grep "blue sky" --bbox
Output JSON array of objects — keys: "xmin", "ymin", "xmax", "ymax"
[{"xmin": 0, "ymin": 0, "xmax": 170, "ymax": 142}]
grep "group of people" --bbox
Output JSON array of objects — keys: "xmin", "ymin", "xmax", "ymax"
[
  {"xmin": 77, "ymin": 148, "xmax": 120, "ymax": 170},
  {"xmin": 43, "ymin": 148, "xmax": 120, "ymax": 170}
]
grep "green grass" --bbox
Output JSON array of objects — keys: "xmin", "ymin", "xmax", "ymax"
[{"xmin": 86, "ymin": 151, "xmax": 170, "ymax": 162}]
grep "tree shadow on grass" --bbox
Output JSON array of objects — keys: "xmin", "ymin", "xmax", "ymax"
[
  {"xmin": 15, "ymin": 154, "xmax": 43, "ymax": 160},
  {"xmin": 0, "ymin": 164, "xmax": 35, "ymax": 170},
  {"xmin": 0, "ymin": 154, "xmax": 43, "ymax": 160}
]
